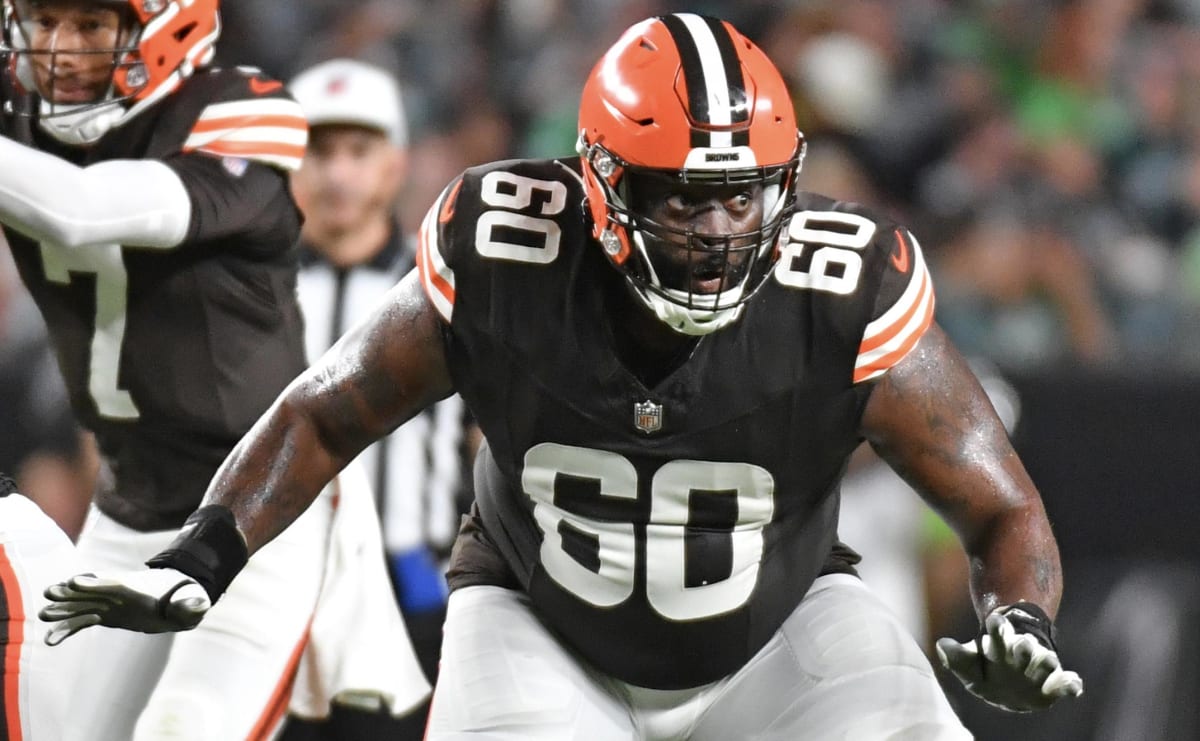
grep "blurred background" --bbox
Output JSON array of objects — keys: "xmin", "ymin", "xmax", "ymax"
[{"xmin": 6, "ymin": 0, "xmax": 1200, "ymax": 738}]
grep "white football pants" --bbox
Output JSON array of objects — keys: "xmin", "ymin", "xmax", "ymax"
[
  {"xmin": 428, "ymin": 574, "xmax": 973, "ymax": 740},
  {"xmin": 0, "ymin": 494, "xmax": 87, "ymax": 741},
  {"xmin": 60, "ymin": 486, "xmax": 333, "ymax": 741}
]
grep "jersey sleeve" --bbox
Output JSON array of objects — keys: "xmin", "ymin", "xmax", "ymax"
[
  {"xmin": 852, "ymin": 227, "xmax": 936, "ymax": 383},
  {"xmin": 159, "ymin": 70, "xmax": 307, "ymax": 253},
  {"xmin": 163, "ymin": 153, "xmax": 300, "ymax": 252},
  {"xmin": 416, "ymin": 176, "xmax": 465, "ymax": 324},
  {"xmin": 179, "ymin": 71, "xmax": 308, "ymax": 172}
]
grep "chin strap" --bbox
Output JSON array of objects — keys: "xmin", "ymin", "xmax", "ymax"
[
  {"xmin": 633, "ymin": 280, "xmax": 745, "ymax": 336},
  {"xmin": 38, "ymin": 99, "xmax": 127, "ymax": 146}
]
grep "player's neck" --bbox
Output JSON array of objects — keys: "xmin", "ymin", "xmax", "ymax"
[
  {"xmin": 605, "ymin": 279, "xmax": 700, "ymax": 387},
  {"xmin": 304, "ymin": 215, "xmax": 393, "ymax": 270}
]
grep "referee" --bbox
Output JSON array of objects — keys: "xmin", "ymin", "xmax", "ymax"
[{"xmin": 284, "ymin": 58, "xmax": 476, "ymax": 741}]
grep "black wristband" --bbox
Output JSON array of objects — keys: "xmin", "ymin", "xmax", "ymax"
[
  {"xmin": 146, "ymin": 505, "xmax": 249, "ymax": 603},
  {"xmin": 999, "ymin": 601, "xmax": 1058, "ymax": 652}
]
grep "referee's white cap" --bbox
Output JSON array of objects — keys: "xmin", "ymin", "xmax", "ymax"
[{"xmin": 289, "ymin": 58, "xmax": 408, "ymax": 147}]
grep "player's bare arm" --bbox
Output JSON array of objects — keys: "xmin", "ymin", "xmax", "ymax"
[
  {"xmin": 207, "ymin": 270, "xmax": 455, "ymax": 553},
  {"xmin": 858, "ymin": 322, "xmax": 1062, "ymax": 619},
  {"xmin": 39, "ymin": 271, "xmax": 453, "ymax": 644},
  {"xmin": 859, "ymin": 322, "xmax": 1081, "ymax": 711}
]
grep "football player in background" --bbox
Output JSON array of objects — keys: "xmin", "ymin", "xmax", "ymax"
[
  {"xmin": 282, "ymin": 57, "xmax": 476, "ymax": 741},
  {"xmin": 0, "ymin": 472, "xmax": 84, "ymax": 741},
  {"xmin": 0, "ymin": 1, "xmax": 426, "ymax": 738},
  {"xmin": 41, "ymin": 12, "xmax": 1084, "ymax": 740}
]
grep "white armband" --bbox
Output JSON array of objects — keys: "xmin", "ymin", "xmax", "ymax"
[{"xmin": 0, "ymin": 134, "xmax": 191, "ymax": 249}]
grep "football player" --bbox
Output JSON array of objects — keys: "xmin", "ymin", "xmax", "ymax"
[
  {"xmin": 40, "ymin": 13, "xmax": 1084, "ymax": 740},
  {"xmin": 0, "ymin": 1, "xmax": 425, "ymax": 738}
]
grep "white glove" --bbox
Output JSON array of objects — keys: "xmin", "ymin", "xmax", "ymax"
[
  {"xmin": 39, "ymin": 567, "xmax": 211, "ymax": 646},
  {"xmin": 936, "ymin": 603, "xmax": 1084, "ymax": 712}
]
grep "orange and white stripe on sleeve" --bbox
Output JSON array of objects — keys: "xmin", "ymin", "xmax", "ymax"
[
  {"xmin": 183, "ymin": 98, "xmax": 309, "ymax": 172},
  {"xmin": 853, "ymin": 229, "xmax": 935, "ymax": 383},
  {"xmin": 417, "ymin": 180, "xmax": 461, "ymax": 324}
]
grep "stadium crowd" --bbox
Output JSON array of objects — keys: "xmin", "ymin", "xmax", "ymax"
[{"xmin": 211, "ymin": 0, "xmax": 1200, "ymax": 373}]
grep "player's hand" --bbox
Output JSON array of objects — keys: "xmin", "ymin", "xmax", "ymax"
[
  {"xmin": 39, "ymin": 567, "xmax": 211, "ymax": 646},
  {"xmin": 936, "ymin": 602, "xmax": 1083, "ymax": 712}
]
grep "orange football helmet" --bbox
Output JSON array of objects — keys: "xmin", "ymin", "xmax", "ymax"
[
  {"xmin": 578, "ymin": 13, "xmax": 805, "ymax": 335},
  {"xmin": 2, "ymin": 0, "xmax": 220, "ymax": 144}
]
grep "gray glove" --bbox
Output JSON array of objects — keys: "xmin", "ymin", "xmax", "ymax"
[
  {"xmin": 39, "ymin": 567, "xmax": 211, "ymax": 646},
  {"xmin": 936, "ymin": 602, "xmax": 1083, "ymax": 712}
]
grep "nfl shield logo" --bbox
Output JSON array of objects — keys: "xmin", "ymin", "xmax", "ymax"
[{"xmin": 634, "ymin": 400, "xmax": 663, "ymax": 434}]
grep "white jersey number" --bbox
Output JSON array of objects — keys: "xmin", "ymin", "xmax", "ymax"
[
  {"xmin": 523, "ymin": 442, "xmax": 775, "ymax": 622},
  {"xmin": 775, "ymin": 210, "xmax": 877, "ymax": 295},
  {"xmin": 475, "ymin": 171, "xmax": 567, "ymax": 264},
  {"xmin": 39, "ymin": 241, "xmax": 139, "ymax": 419}
]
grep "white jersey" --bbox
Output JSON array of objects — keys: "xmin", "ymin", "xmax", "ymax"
[{"xmin": 0, "ymin": 494, "xmax": 84, "ymax": 741}]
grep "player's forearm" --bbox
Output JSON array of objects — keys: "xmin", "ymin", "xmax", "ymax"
[
  {"xmin": 202, "ymin": 378, "xmax": 362, "ymax": 553},
  {"xmin": 0, "ymin": 134, "xmax": 190, "ymax": 248},
  {"xmin": 961, "ymin": 498, "xmax": 1063, "ymax": 620}
]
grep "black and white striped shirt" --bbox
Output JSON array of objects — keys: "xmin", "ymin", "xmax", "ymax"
[{"xmin": 297, "ymin": 226, "xmax": 471, "ymax": 557}]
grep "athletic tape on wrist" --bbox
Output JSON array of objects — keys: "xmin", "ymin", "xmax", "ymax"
[{"xmin": 145, "ymin": 505, "xmax": 249, "ymax": 603}]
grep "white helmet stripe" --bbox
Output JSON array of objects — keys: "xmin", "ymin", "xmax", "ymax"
[{"xmin": 660, "ymin": 13, "xmax": 747, "ymax": 149}]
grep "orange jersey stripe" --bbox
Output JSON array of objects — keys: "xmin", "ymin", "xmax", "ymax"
[
  {"xmin": 0, "ymin": 544, "xmax": 24, "ymax": 741},
  {"xmin": 438, "ymin": 179, "xmax": 464, "ymax": 224},
  {"xmin": 852, "ymin": 291, "xmax": 935, "ymax": 383},
  {"xmin": 246, "ymin": 620, "xmax": 311, "ymax": 741},
  {"xmin": 858, "ymin": 269, "xmax": 931, "ymax": 355},
  {"xmin": 418, "ymin": 224, "xmax": 455, "ymax": 308},
  {"xmin": 190, "ymin": 114, "xmax": 307, "ymax": 136}
]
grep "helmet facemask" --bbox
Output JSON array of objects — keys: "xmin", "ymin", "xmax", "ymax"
[
  {"xmin": 581, "ymin": 135, "xmax": 802, "ymax": 336},
  {"xmin": 4, "ymin": 0, "xmax": 139, "ymax": 139},
  {"xmin": 2, "ymin": 0, "xmax": 220, "ymax": 145},
  {"xmin": 577, "ymin": 13, "xmax": 807, "ymax": 336}
]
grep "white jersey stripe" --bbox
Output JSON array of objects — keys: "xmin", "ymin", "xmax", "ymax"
[
  {"xmin": 418, "ymin": 189, "xmax": 456, "ymax": 323},
  {"xmin": 860, "ymin": 232, "xmax": 930, "ymax": 344},
  {"xmin": 678, "ymin": 13, "xmax": 733, "ymax": 128},
  {"xmin": 196, "ymin": 98, "xmax": 306, "ymax": 120},
  {"xmin": 855, "ymin": 271, "xmax": 933, "ymax": 373},
  {"xmin": 854, "ymin": 232, "xmax": 935, "ymax": 382},
  {"xmin": 184, "ymin": 126, "xmax": 308, "ymax": 149}
]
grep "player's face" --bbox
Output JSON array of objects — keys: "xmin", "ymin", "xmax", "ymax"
[
  {"xmin": 292, "ymin": 124, "xmax": 405, "ymax": 238},
  {"xmin": 19, "ymin": 0, "xmax": 127, "ymax": 104},
  {"xmin": 629, "ymin": 176, "xmax": 765, "ymax": 296}
]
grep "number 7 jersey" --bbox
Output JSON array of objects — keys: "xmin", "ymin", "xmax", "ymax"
[
  {"xmin": 0, "ymin": 68, "xmax": 309, "ymax": 531},
  {"xmin": 419, "ymin": 157, "xmax": 935, "ymax": 689}
]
